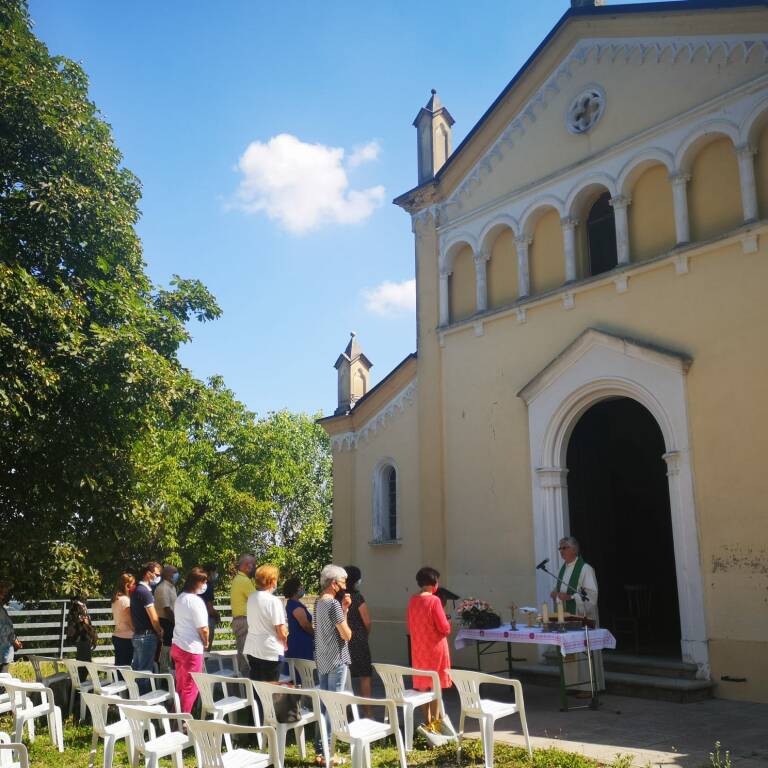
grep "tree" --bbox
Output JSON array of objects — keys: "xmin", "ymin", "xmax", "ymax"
[{"xmin": 0, "ymin": 0, "xmax": 220, "ymax": 595}]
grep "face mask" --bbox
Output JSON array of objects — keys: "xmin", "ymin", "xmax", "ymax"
[
  {"xmin": 357, "ymin": 578, "xmax": 363, "ymax": 587},
  {"xmin": 195, "ymin": 585, "xmax": 207, "ymax": 595},
  {"xmin": 171, "ymin": 573, "xmax": 180, "ymax": 584},
  {"xmin": 296, "ymin": 589, "xmax": 305, "ymax": 599},
  {"xmin": 151, "ymin": 575, "xmax": 161, "ymax": 586}
]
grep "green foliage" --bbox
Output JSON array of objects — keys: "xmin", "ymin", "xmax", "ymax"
[
  {"xmin": 0, "ymin": 0, "xmax": 331, "ymax": 597},
  {"xmin": 709, "ymin": 741, "xmax": 731, "ymax": 768}
]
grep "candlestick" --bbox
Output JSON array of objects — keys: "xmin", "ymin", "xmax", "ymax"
[
  {"xmin": 541, "ymin": 602, "xmax": 549, "ymax": 624},
  {"xmin": 556, "ymin": 599, "xmax": 565, "ymax": 624}
]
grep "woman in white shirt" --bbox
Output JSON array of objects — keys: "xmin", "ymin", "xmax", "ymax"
[
  {"xmin": 243, "ymin": 564, "xmax": 287, "ymax": 681},
  {"xmin": 171, "ymin": 567, "xmax": 210, "ymax": 713}
]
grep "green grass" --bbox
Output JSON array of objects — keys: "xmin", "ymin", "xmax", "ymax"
[{"xmin": 3, "ymin": 661, "xmax": 632, "ymax": 767}]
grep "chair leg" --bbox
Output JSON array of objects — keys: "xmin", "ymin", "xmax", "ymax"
[
  {"xmin": 89, "ymin": 730, "xmax": 99, "ymax": 768},
  {"xmin": 318, "ymin": 721, "xmax": 330, "ymax": 767},
  {"xmin": 458, "ymin": 712, "xmax": 465, "ymax": 742},
  {"xmin": 172, "ymin": 749, "xmax": 183, "ymax": 768},
  {"xmin": 404, "ymin": 704, "xmax": 414, "ymax": 751},
  {"xmin": 80, "ymin": 694, "xmax": 87, "ymax": 723},
  {"xmin": 481, "ymin": 716, "xmax": 494, "ymax": 768},
  {"xmin": 125, "ymin": 735, "xmax": 135, "ymax": 768},
  {"xmin": 296, "ymin": 724, "xmax": 307, "ymax": 759},
  {"xmin": 69, "ymin": 685, "xmax": 76, "ymax": 721},
  {"xmin": 276, "ymin": 725, "xmax": 288, "ymax": 765},
  {"xmin": 103, "ymin": 735, "xmax": 115, "ymax": 768},
  {"xmin": 55, "ymin": 708, "xmax": 64, "ymax": 752},
  {"xmin": 251, "ymin": 704, "xmax": 263, "ymax": 749},
  {"xmin": 518, "ymin": 707, "xmax": 532, "ymax": 759},
  {"xmin": 394, "ymin": 728, "xmax": 408, "ymax": 768}
]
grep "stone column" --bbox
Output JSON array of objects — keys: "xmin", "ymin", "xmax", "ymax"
[
  {"xmin": 438, "ymin": 271, "xmax": 450, "ymax": 326},
  {"xmin": 670, "ymin": 173, "xmax": 691, "ymax": 245},
  {"xmin": 561, "ymin": 217, "xmax": 579, "ymax": 283},
  {"xmin": 474, "ymin": 249, "xmax": 490, "ymax": 313},
  {"xmin": 610, "ymin": 195, "xmax": 631, "ymax": 265},
  {"xmin": 736, "ymin": 144, "xmax": 758, "ymax": 223},
  {"xmin": 515, "ymin": 236, "xmax": 532, "ymax": 298}
]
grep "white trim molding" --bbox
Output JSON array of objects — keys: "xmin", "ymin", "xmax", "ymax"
[
  {"xmin": 518, "ymin": 329, "xmax": 710, "ymax": 679},
  {"xmin": 330, "ymin": 379, "xmax": 418, "ymax": 453}
]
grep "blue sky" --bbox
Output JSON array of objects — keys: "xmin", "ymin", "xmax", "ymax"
[{"xmin": 30, "ymin": 0, "xmax": 648, "ymax": 417}]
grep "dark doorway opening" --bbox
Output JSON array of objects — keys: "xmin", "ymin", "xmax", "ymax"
[
  {"xmin": 587, "ymin": 192, "xmax": 618, "ymax": 276},
  {"xmin": 566, "ymin": 397, "xmax": 681, "ymax": 657}
]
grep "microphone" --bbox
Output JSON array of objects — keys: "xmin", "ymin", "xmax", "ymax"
[{"xmin": 535, "ymin": 558, "xmax": 550, "ymax": 571}]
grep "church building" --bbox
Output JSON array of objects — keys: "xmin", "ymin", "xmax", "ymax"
[{"xmin": 319, "ymin": 0, "xmax": 768, "ymax": 703}]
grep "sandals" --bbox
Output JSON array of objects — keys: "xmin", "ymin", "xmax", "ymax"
[{"xmin": 315, "ymin": 756, "xmax": 347, "ymax": 766}]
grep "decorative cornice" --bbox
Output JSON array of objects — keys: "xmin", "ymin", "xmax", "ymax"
[
  {"xmin": 444, "ymin": 35, "xmax": 768, "ymax": 213},
  {"xmin": 331, "ymin": 379, "xmax": 418, "ymax": 452}
]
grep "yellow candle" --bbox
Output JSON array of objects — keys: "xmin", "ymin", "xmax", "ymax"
[
  {"xmin": 556, "ymin": 599, "xmax": 565, "ymax": 624},
  {"xmin": 542, "ymin": 602, "xmax": 549, "ymax": 623}
]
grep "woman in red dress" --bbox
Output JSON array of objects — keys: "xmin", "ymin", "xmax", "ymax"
[{"xmin": 407, "ymin": 566, "xmax": 452, "ymax": 724}]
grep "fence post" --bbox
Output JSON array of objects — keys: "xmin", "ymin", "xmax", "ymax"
[{"xmin": 58, "ymin": 601, "xmax": 67, "ymax": 659}]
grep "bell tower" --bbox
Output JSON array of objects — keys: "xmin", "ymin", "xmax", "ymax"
[
  {"xmin": 413, "ymin": 89, "xmax": 455, "ymax": 185},
  {"xmin": 334, "ymin": 332, "xmax": 373, "ymax": 416}
]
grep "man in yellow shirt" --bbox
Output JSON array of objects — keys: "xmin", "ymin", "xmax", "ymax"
[{"xmin": 230, "ymin": 554, "xmax": 256, "ymax": 675}]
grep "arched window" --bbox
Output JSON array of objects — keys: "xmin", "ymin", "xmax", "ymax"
[
  {"xmin": 373, "ymin": 462, "xmax": 399, "ymax": 542},
  {"xmin": 587, "ymin": 192, "xmax": 617, "ymax": 276}
]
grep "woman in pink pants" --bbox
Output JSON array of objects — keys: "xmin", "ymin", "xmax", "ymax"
[{"xmin": 171, "ymin": 567, "xmax": 210, "ymax": 714}]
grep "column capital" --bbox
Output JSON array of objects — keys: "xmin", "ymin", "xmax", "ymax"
[
  {"xmin": 669, "ymin": 172, "xmax": 691, "ymax": 187},
  {"xmin": 662, "ymin": 450, "xmax": 681, "ymax": 476},
  {"xmin": 474, "ymin": 247, "xmax": 491, "ymax": 263},
  {"xmin": 514, "ymin": 235, "xmax": 533, "ymax": 248},
  {"xmin": 609, "ymin": 194, "xmax": 631, "ymax": 210},
  {"xmin": 736, "ymin": 143, "xmax": 757, "ymax": 159},
  {"xmin": 560, "ymin": 216, "xmax": 579, "ymax": 231},
  {"xmin": 536, "ymin": 467, "xmax": 569, "ymax": 489},
  {"xmin": 439, "ymin": 267, "xmax": 452, "ymax": 278}
]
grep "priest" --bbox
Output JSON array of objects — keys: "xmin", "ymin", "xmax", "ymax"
[{"xmin": 551, "ymin": 536, "xmax": 605, "ymax": 693}]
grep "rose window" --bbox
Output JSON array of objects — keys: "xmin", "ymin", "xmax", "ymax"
[{"xmin": 566, "ymin": 88, "xmax": 606, "ymax": 135}]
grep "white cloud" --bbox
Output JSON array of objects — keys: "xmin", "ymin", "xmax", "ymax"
[
  {"xmin": 235, "ymin": 134, "xmax": 385, "ymax": 234},
  {"xmin": 363, "ymin": 279, "xmax": 416, "ymax": 317},
  {"xmin": 348, "ymin": 140, "xmax": 381, "ymax": 168}
]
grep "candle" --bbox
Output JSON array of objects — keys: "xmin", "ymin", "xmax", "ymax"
[
  {"xmin": 556, "ymin": 599, "xmax": 565, "ymax": 624},
  {"xmin": 542, "ymin": 602, "xmax": 549, "ymax": 623}
]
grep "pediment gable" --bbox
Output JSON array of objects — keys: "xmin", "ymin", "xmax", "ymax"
[
  {"xmin": 518, "ymin": 328, "xmax": 691, "ymax": 405},
  {"xmin": 441, "ymin": 32, "xmax": 768, "ymax": 219}
]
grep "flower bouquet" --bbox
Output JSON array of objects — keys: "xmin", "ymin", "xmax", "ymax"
[{"xmin": 457, "ymin": 598, "xmax": 502, "ymax": 629}]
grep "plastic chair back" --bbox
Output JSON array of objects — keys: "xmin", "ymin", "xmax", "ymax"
[
  {"xmin": 289, "ymin": 659, "xmax": 317, "ymax": 689},
  {"xmin": 447, "ymin": 669, "xmax": 484, "ymax": 714}
]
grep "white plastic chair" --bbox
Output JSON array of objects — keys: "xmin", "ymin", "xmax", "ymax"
[
  {"xmin": 287, "ymin": 658, "xmax": 359, "ymax": 719},
  {"xmin": 192, "ymin": 672, "xmax": 261, "ymax": 750},
  {"xmin": 61, "ymin": 658, "xmax": 93, "ymax": 721},
  {"xmin": 82, "ymin": 692, "xmax": 142, "ymax": 768},
  {"xmin": 84, "ymin": 662, "xmax": 129, "ymax": 698},
  {"xmin": 449, "ymin": 669, "xmax": 532, "ymax": 768},
  {"xmin": 119, "ymin": 668, "xmax": 180, "ymax": 711},
  {"xmin": 188, "ymin": 720, "xmax": 281, "ymax": 768},
  {"xmin": 204, "ymin": 652, "xmax": 237, "ymax": 678},
  {"xmin": 251, "ymin": 681, "xmax": 329, "ymax": 766},
  {"xmin": 318, "ymin": 690, "xmax": 406, "ymax": 768},
  {"xmin": 0, "ymin": 674, "xmax": 17, "ymax": 718},
  {"xmin": 0, "ymin": 732, "xmax": 29, "ymax": 768},
  {"xmin": 119, "ymin": 703, "xmax": 193, "ymax": 768},
  {"xmin": 373, "ymin": 663, "xmax": 456, "ymax": 751},
  {"xmin": 3, "ymin": 679, "xmax": 64, "ymax": 752},
  {"xmin": 27, "ymin": 655, "xmax": 70, "ymax": 690}
]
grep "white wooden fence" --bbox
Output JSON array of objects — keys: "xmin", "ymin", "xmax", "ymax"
[{"xmin": 10, "ymin": 598, "xmax": 235, "ymax": 658}]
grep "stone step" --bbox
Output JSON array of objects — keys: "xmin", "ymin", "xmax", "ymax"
[
  {"xmin": 512, "ymin": 661, "xmax": 714, "ymax": 704},
  {"xmin": 602, "ymin": 652, "xmax": 700, "ymax": 680}
]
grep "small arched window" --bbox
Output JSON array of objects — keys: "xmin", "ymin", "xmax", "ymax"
[
  {"xmin": 587, "ymin": 192, "xmax": 618, "ymax": 276},
  {"xmin": 373, "ymin": 462, "xmax": 399, "ymax": 543}
]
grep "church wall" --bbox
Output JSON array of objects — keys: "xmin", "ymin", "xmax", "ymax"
[
  {"xmin": 487, "ymin": 229, "xmax": 518, "ymax": 309},
  {"xmin": 449, "ymin": 244, "xmax": 476, "ymax": 322},
  {"xmin": 628, "ymin": 165, "xmax": 676, "ymax": 263},
  {"xmin": 529, "ymin": 209, "xmax": 565, "ymax": 294},
  {"xmin": 688, "ymin": 137, "xmax": 743, "ymax": 242},
  {"xmin": 757, "ymin": 126, "xmax": 768, "ymax": 219},
  {"xmin": 343, "ymin": 391, "xmax": 423, "ymax": 665},
  {"xmin": 438, "ymin": 233, "xmax": 768, "ymax": 700}
]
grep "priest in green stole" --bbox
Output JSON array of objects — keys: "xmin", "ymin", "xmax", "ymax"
[{"xmin": 550, "ymin": 536, "xmax": 605, "ymax": 692}]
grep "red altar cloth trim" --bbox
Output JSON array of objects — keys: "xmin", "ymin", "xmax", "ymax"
[{"xmin": 454, "ymin": 624, "xmax": 616, "ymax": 656}]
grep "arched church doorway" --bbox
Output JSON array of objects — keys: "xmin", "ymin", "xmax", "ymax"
[{"xmin": 566, "ymin": 396, "xmax": 681, "ymax": 656}]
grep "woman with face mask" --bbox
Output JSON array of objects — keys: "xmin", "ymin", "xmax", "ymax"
[
  {"xmin": 283, "ymin": 577, "xmax": 313, "ymax": 662},
  {"xmin": 244, "ymin": 564, "xmax": 288, "ymax": 682},
  {"xmin": 171, "ymin": 567, "xmax": 210, "ymax": 715},
  {"xmin": 406, "ymin": 566, "xmax": 452, "ymax": 725}
]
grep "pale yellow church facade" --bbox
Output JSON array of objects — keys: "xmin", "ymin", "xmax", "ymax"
[{"xmin": 320, "ymin": 0, "xmax": 768, "ymax": 703}]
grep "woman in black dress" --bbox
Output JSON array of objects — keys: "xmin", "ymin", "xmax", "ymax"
[{"xmin": 343, "ymin": 565, "xmax": 372, "ymax": 703}]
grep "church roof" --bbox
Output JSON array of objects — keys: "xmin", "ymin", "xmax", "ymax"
[{"xmin": 395, "ymin": 0, "xmax": 768, "ymax": 207}]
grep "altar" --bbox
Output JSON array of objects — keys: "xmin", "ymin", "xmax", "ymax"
[{"xmin": 455, "ymin": 624, "xmax": 616, "ymax": 711}]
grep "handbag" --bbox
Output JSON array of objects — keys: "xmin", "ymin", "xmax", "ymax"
[{"xmin": 273, "ymin": 685, "xmax": 302, "ymax": 723}]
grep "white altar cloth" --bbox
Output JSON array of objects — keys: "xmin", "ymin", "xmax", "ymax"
[{"xmin": 454, "ymin": 623, "xmax": 616, "ymax": 656}]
